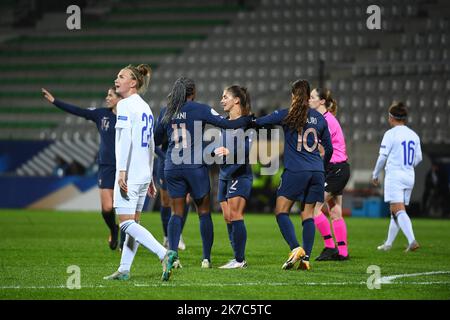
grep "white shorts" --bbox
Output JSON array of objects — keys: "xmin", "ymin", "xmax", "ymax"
[
  {"xmin": 384, "ymin": 174, "xmax": 414, "ymax": 205},
  {"xmin": 114, "ymin": 182, "xmax": 149, "ymax": 214}
]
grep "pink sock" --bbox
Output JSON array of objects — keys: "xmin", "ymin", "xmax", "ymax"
[
  {"xmin": 314, "ymin": 212, "xmax": 335, "ymax": 248},
  {"xmin": 332, "ymin": 218, "xmax": 348, "ymax": 257}
]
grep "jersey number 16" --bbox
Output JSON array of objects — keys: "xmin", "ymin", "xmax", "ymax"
[{"xmin": 401, "ymin": 140, "xmax": 415, "ymax": 166}]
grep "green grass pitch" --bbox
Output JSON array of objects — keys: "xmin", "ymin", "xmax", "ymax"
[{"xmin": 0, "ymin": 209, "xmax": 449, "ymax": 300}]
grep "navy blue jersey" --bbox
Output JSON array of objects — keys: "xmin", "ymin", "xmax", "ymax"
[
  {"xmin": 255, "ymin": 108, "xmax": 332, "ymax": 172},
  {"xmin": 54, "ymin": 99, "xmax": 116, "ymax": 165},
  {"xmin": 218, "ymin": 127, "xmax": 254, "ymax": 180},
  {"xmin": 154, "ymin": 107, "xmax": 169, "ymax": 171},
  {"xmin": 154, "ymin": 101, "xmax": 251, "ymax": 170}
]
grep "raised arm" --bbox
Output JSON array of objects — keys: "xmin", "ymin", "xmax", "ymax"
[
  {"xmin": 254, "ymin": 109, "xmax": 287, "ymax": 127},
  {"xmin": 42, "ymin": 88, "xmax": 96, "ymax": 121},
  {"xmin": 201, "ymin": 106, "xmax": 251, "ymax": 129}
]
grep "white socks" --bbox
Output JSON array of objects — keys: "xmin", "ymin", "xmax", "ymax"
[
  {"xmin": 118, "ymin": 233, "xmax": 140, "ymax": 273},
  {"xmin": 396, "ymin": 211, "xmax": 416, "ymax": 244},
  {"xmin": 385, "ymin": 215, "xmax": 400, "ymax": 246},
  {"xmin": 120, "ymin": 220, "xmax": 167, "ymax": 262}
]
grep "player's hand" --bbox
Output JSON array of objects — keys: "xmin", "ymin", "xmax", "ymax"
[
  {"xmin": 118, "ymin": 170, "xmax": 128, "ymax": 196},
  {"xmin": 318, "ymin": 144, "xmax": 325, "ymax": 158},
  {"xmin": 147, "ymin": 180, "xmax": 157, "ymax": 198},
  {"xmin": 372, "ymin": 178, "xmax": 379, "ymax": 187},
  {"xmin": 41, "ymin": 88, "xmax": 55, "ymax": 103},
  {"xmin": 214, "ymin": 147, "xmax": 230, "ymax": 157}
]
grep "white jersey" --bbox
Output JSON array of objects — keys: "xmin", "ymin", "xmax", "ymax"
[
  {"xmin": 379, "ymin": 125, "xmax": 422, "ymax": 179},
  {"xmin": 115, "ymin": 93, "xmax": 154, "ymax": 184}
]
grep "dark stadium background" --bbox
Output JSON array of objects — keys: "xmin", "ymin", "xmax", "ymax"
[{"xmin": 0, "ymin": 0, "xmax": 449, "ymax": 218}]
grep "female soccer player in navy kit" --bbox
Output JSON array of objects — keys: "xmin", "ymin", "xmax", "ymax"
[
  {"xmin": 253, "ymin": 79, "xmax": 333, "ymax": 271},
  {"xmin": 154, "ymin": 77, "xmax": 252, "ymax": 269},
  {"xmin": 309, "ymin": 88, "xmax": 351, "ymax": 261},
  {"xmin": 215, "ymin": 85, "xmax": 253, "ymax": 269},
  {"xmin": 42, "ymin": 87, "xmax": 122, "ymax": 250},
  {"xmin": 154, "ymin": 108, "xmax": 189, "ymax": 252}
]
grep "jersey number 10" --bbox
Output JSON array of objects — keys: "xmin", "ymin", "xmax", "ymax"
[
  {"xmin": 297, "ymin": 128, "xmax": 318, "ymax": 152},
  {"xmin": 401, "ymin": 140, "xmax": 415, "ymax": 166}
]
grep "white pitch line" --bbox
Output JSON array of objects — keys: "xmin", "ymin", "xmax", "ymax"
[
  {"xmin": 1, "ymin": 276, "xmax": 450, "ymax": 290},
  {"xmin": 378, "ymin": 271, "xmax": 450, "ymax": 284}
]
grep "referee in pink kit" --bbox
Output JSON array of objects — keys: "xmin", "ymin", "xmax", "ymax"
[{"xmin": 309, "ymin": 88, "xmax": 351, "ymax": 261}]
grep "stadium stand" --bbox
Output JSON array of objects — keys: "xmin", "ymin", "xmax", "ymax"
[{"xmin": 0, "ymin": 0, "xmax": 449, "ymax": 191}]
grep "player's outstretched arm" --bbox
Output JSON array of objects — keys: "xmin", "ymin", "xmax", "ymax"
[
  {"xmin": 41, "ymin": 88, "xmax": 95, "ymax": 120},
  {"xmin": 254, "ymin": 109, "xmax": 287, "ymax": 127},
  {"xmin": 202, "ymin": 106, "xmax": 252, "ymax": 129}
]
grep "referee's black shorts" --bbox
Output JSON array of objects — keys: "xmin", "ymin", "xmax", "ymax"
[{"xmin": 324, "ymin": 162, "xmax": 350, "ymax": 196}]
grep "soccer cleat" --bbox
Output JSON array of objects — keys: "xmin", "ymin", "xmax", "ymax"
[
  {"xmin": 201, "ymin": 259, "xmax": 212, "ymax": 269},
  {"xmin": 297, "ymin": 259, "xmax": 311, "ymax": 271},
  {"xmin": 377, "ymin": 242, "xmax": 392, "ymax": 251},
  {"xmin": 282, "ymin": 246, "xmax": 306, "ymax": 270},
  {"xmin": 163, "ymin": 236, "xmax": 169, "ymax": 249},
  {"xmin": 108, "ymin": 225, "xmax": 119, "ymax": 250},
  {"xmin": 103, "ymin": 270, "xmax": 130, "ymax": 281},
  {"xmin": 161, "ymin": 250, "xmax": 178, "ymax": 281},
  {"xmin": 219, "ymin": 259, "xmax": 236, "ymax": 269},
  {"xmin": 334, "ymin": 254, "xmax": 350, "ymax": 261},
  {"xmin": 173, "ymin": 258, "xmax": 183, "ymax": 269},
  {"xmin": 223, "ymin": 260, "xmax": 247, "ymax": 269},
  {"xmin": 315, "ymin": 247, "xmax": 339, "ymax": 261},
  {"xmin": 178, "ymin": 235, "xmax": 186, "ymax": 251},
  {"xmin": 405, "ymin": 240, "xmax": 420, "ymax": 252}
]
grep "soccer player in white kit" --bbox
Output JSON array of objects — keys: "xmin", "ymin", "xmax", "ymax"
[
  {"xmin": 372, "ymin": 102, "xmax": 422, "ymax": 252},
  {"xmin": 103, "ymin": 64, "xmax": 177, "ymax": 282}
]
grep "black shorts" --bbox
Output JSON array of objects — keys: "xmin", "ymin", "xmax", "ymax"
[{"xmin": 324, "ymin": 162, "xmax": 350, "ymax": 196}]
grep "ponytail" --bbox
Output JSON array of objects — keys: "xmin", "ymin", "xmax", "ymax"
[
  {"xmin": 316, "ymin": 87, "xmax": 338, "ymax": 116},
  {"xmin": 283, "ymin": 79, "xmax": 310, "ymax": 131},
  {"xmin": 124, "ymin": 64, "xmax": 152, "ymax": 95},
  {"xmin": 163, "ymin": 77, "xmax": 195, "ymax": 124}
]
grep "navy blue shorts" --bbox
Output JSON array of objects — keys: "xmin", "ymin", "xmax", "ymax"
[
  {"xmin": 277, "ymin": 169, "xmax": 325, "ymax": 203},
  {"xmin": 165, "ymin": 166, "xmax": 210, "ymax": 200},
  {"xmin": 154, "ymin": 159, "xmax": 167, "ymax": 190},
  {"xmin": 98, "ymin": 164, "xmax": 115, "ymax": 189},
  {"xmin": 217, "ymin": 177, "xmax": 253, "ymax": 202}
]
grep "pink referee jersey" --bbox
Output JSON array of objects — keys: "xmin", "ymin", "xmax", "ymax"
[{"xmin": 323, "ymin": 111, "xmax": 348, "ymax": 163}]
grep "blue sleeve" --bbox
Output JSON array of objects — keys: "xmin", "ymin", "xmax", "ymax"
[
  {"xmin": 255, "ymin": 109, "xmax": 286, "ymax": 127},
  {"xmin": 53, "ymin": 99, "xmax": 96, "ymax": 121},
  {"xmin": 208, "ymin": 129, "xmax": 224, "ymax": 157},
  {"xmin": 155, "ymin": 146, "xmax": 165, "ymax": 160},
  {"xmin": 320, "ymin": 121, "xmax": 333, "ymax": 166},
  {"xmin": 244, "ymin": 133, "xmax": 253, "ymax": 159},
  {"xmin": 154, "ymin": 109, "xmax": 166, "ymax": 146},
  {"xmin": 200, "ymin": 106, "xmax": 251, "ymax": 129}
]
